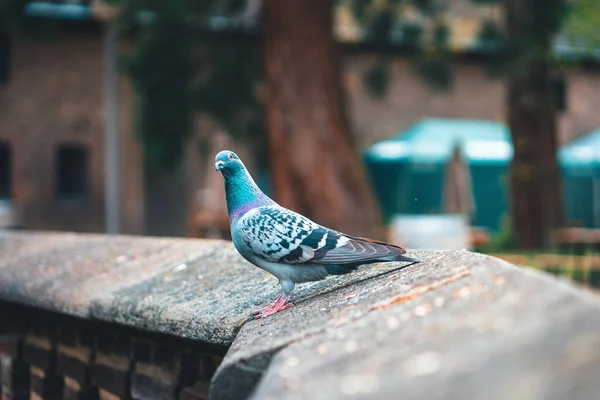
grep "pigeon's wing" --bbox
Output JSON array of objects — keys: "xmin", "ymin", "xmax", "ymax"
[
  {"xmin": 237, "ymin": 206, "xmax": 412, "ymax": 265},
  {"xmin": 237, "ymin": 206, "xmax": 343, "ymax": 264}
]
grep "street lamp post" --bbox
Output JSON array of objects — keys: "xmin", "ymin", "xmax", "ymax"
[{"xmin": 104, "ymin": 23, "xmax": 120, "ymax": 234}]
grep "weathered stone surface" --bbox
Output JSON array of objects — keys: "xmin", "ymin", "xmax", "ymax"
[
  {"xmin": 0, "ymin": 231, "xmax": 423, "ymax": 347},
  {"xmin": 0, "ymin": 231, "xmax": 268, "ymax": 346},
  {"xmin": 3, "ymin": 231, "xmax": 600, "ymax": 400},
  {"xmin": 211, "ymin": 250, "xmax": 600, "ymax": 400}
]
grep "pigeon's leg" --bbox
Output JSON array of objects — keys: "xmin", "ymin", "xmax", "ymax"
[
  {"xmin": 253, "ymin": 280, "xmax": 295, "ymax": 319},
  {"xmin": 251, "ymin": 296, "xmax": 285, "ymax": 317}
]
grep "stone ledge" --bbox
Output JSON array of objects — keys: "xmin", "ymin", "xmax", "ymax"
[
  {"xmin": 1, "ymin": 231, "xmax": 600, "ymax": 400},
  {"xmin": 0, "ymin": 231, "xmax": 264, "ymax": 347},
  {"xmin": 211, "ymin": 251, "xmax": 600, "ymax": 400},
  {"xmin": 0, "ymin": 231, "xmax": 424, "ymax": 348}
]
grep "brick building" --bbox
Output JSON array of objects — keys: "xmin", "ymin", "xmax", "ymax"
[
  {"xmin": 344, "ymin": 55, "xmax": 600, "ymax": 150},
  {"xmin": 0, "ymin": 18, "xmax": 146, "ymax": 234},
  {"xmin": 0, "ymin": 1, "xmax": 599, "ymax": 236}
]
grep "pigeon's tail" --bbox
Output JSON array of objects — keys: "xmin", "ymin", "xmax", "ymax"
[
  {"xmin": 346, "ymin": 235, "xmax": 420, "ymax": 263},
  {"xmin": 325, "ymin": 264, "xmax": 360, "ymax": 275},
  {"xmin": 325, "ymin": 252, "xmax": 419, "ymax": 276},
  {"xmin": 374, "ymin": 253, "xmax": 421, "ymax": 264},
  {"xmin": 320, "ymin": 235, "xmax": 420, "ymax": 274},
  {"xmin": 333, "ymin": 253, "xmax": 420, "ymax": 270}
]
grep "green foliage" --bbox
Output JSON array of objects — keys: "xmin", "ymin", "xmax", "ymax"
[
  {"xmin": 112, "ymin": 0, "xmax": 263, "ymax": 170},
  {"xmin": 477, "ymin": 19, "xmax": 503, "ymax": 50},
  {"xmin": 349, "ymin": 0, "xmax": 455, "ymax": 95},
  {"xmin": 191, "ymin": 34, "xmax": 265, "ymax": 169},
  {"xmin": 351, "ymin": 0, "xmax": 371, "ymax": 20},
  {"xmin": 400, "ymin": 23, "xmax": 423, "ymax": 51},
  {"xmin": 432, "ymin": 23, "xmax": 449, "ymax": 48},
  {"xmin": 0, "ymin": 0, "xmax": 26, "ymax": 28},
  {"xmin": 411, "ymin": 0, "xmax": 439, "ymax": 14},
  {"xmin": 482, "ymin": 212, "xmax": 514, "ymax": 252},
  {"xmin": 125, "ymin": 18, "xmax": 193, "ymax": 171},
  {"xmin": 207, "ymin": 0, "xmax": 248, "ymax": 16},
  {"xmin": 366, "ymin": 10, "xmax": 394, "ymax": 42},
  {"xmin": 415, "ymin": 22, "xmax": 452, "ymax": 90},
  {"xmin": 0, "ymin": 0, "xmax": 66, "ymax": 39},
  {"xmin": 563, "ymin": 0, "xmax": 600, "ymax": 51},
  {"xmin": 414, "ymin": 55, "xmax": 452, "ymax": 91},
  {"xmin": 349, "ymin": 0, "xmax": 591, "ymax": 97},
  {"xmin": 469, "ymin": 0, "xmax": 499, "ymax": 4},
  {"xmin": 362, "ymin": 61, "xmax": 391, "ymax": 99},
  {"xmin": 476, "ymin": 20, "xmax": 506, "ymax": 79},
  {"xmin": 501, "ymin": 0, "xmax": 569, "ymax": 82},
  {"xmin": 116, "ymin": 0, "xmax": 195, "ymax": 170}
]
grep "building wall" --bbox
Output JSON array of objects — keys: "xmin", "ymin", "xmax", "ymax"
[
  {"xmin": 561, "ymin": 69, "xmax": 600, "ymax": 141},
  {"xmin": 0, "ymin": 34, "xmax": 143, "ymax": 234},
  {"xmin": 343, "ymin": 54, "xmax": 600, "ymax": 149}
]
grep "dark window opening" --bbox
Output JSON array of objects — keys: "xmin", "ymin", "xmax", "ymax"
[
  {"xmin": 0, "ymin": 29, "xmax": 10, "ymax": 84},
  {"xmin": 0, "ymin": 141, "xmax": 11, "ymax": 198},
  {"xmin": 553, "ymin": 75, "xmax": 567, "ymax": 112},
  {"xmin": 56, "ymin": 144, "xmax": 89, "ymax": 199}
]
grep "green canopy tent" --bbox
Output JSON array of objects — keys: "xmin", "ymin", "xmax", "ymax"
[
  {"xmin": 443, "ymin": 143, "xmax": 476, "ymax": 217},
  {"xmin": 559, "ymin": 128, "xmax": 600, "ymax": 228},
  {"xmin": 364, "ymin": 118, "xmax": 513, "ymax": 232},
  {"xmin": 365, "ymin": 118, "xmax": 600, "ymax": 233}
]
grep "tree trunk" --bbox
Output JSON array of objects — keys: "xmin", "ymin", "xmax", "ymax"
[
  {"xmin": 261, "ymin": 0, "xmax": 383, "ymax": 238},
  {"xmin": 505, "ymin": 0, "xmax": 564, "ymax": 249}
]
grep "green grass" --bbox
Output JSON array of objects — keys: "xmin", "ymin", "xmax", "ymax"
[{"xmin": 488, "ymin": 251, "xmax": 600, "ymax": 289}]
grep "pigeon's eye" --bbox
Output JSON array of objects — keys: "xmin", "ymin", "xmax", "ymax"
[{"xmin": 228, "ymin": 153, "xmax": 234, "ymax": 160}]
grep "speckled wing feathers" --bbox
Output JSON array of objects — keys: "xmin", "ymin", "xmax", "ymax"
[
  {"xmin": 237, "ymin": 206, "xmax": 336, "ymax": 263},
  {"xmin": 237, "ymin": 206, "xmax": 408, "ymax": 266}
]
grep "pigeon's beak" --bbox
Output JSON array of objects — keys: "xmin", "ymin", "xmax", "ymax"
[{"xmin": 215, "ymin": 161, "xmax": 224, "ymax": 172}]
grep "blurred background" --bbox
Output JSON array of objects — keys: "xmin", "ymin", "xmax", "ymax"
[{"xmin": 0, "ymin": 0, "xmax": 599, "ymax": 288}]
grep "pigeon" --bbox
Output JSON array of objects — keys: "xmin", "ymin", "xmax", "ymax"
[{"xmin": 215, "ymin": 150, "xmax": 419, "ymax": 319}]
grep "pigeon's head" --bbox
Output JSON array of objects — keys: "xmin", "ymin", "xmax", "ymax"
[{"xmin": 215, "ymin": 150, "xmax": 244, "ymax": 176}]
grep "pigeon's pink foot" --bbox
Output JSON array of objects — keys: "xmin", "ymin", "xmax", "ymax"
[{"xmin": 252, "ymin": 296, "xmax": 294, "ymax": 319}]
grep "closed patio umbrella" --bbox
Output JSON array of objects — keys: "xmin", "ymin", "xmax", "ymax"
[{"xmin": 443, "ymin": 143, "xmax": 476, "ymax": 219}]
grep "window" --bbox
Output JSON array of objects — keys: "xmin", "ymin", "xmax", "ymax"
[
  {"xmin": 56, "ymin": 144, "xmax": 89, "ymax": 199},
  {"xmin": 553, "ymin": 75, "xmax": 567, "ymax": 112},
  {"xmin": 0, "ymin": 140, "xmax": 11, "ymax": 198},
  {"xmin": 0, "ymin": 29, "xmax": 10, "ymax": 84}
]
